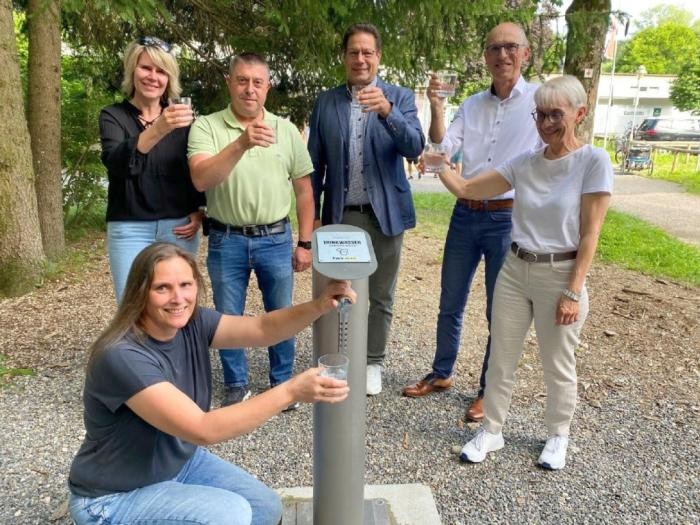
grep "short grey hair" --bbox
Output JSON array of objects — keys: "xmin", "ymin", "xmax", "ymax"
[
  {"xmin": 228, "ymin": 52, "xmax": 270, "ymax": 77},
  {"xmin": 535, "ymin": 75, "xmax": 587, "ymax": 109}
]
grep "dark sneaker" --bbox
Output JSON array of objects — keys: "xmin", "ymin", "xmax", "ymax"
[
  {"xmin": 282, "ymin": 402, "xmax": 300, "ymax": 412},
  {"xmin": 222, "ymin": 386, "xmax": 251, "ymax": 407}
]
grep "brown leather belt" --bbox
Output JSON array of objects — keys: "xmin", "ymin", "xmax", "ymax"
[
  {"xmin": 511, "ymin": 242, "xmax": 577, "ymax": 263},
  {"xmin": 208, "ymin": 217, "xmax": 288, "ymax": 237},
  {"xmin": 458, "ymin": 198, "xmax": 513, "ymax": 211}
]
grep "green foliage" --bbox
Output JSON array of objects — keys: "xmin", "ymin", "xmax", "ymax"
[
  {"xmin": 670, "ymin": 56, "xmax": 700, "ymax": 113},
  {"xmin": 414, "ymin": 192, "xmax": 700, "ymax": 286},
  {"xmin": 61, "ymin": 0, "xmax": 541, "ymax": 124},
  {"xmin": 61, "ymin": 54, "xmax": 118, "ymax": 227},
  {"xmin": 617, "ymin": 22, "xmax": 700, "ymax": 75},
  {"xmin": 634, "ymin": 4, "xmax": 694, "ymax": 31},
  {"xmin": 62, "ymin": 0, "xmax": 168, "ymax": 23}
]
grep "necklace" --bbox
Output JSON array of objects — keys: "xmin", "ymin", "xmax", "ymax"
[{"xmin": 137, "ymin": 108, "xmax": 163, "ymax": 128}]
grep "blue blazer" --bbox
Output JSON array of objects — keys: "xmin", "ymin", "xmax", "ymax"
[{"xmin": 308, "ymin": 78, "xmax": 425, "ymax": 237}]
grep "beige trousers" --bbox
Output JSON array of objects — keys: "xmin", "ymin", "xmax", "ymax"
[{"xmin": 482, "ymin": 252, "xmax": 589, "ymax": 437}]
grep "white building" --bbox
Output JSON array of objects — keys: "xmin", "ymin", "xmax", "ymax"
[{"xmin": 594, "ymin": 72, "xmax": 694, "ymax": 138}]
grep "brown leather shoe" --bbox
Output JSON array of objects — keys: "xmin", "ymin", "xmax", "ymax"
[
  {"xmin": 465, "ymin": 397, "xmax": 484, "ymax": 422},
  {"xmin": 401, "ymin": 375, "xmax": 454, "ymax": 397}
]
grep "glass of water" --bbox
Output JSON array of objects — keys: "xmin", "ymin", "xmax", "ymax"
[
  {"xmin": 318, "ymin": 353, "xmax": 349, "ymax": 381},
  {"xmin": 351, "ymin": 84, "xmax": 369, "ymax": 110},
  {"xmin": 435, "ymin": 71, "xmax": 458, "ymax": 98},
  {"xmin": 169, "ymin": 96, "xmax": 192, "ymax": 107},
  {"xmin": 423, "ymin": 142, "xmax": 446, "ymax": 174}
]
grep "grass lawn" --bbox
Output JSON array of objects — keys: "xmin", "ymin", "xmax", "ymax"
[{"xmin": 413, "ymin": 193, "xmax": 700, "ymax": 287}]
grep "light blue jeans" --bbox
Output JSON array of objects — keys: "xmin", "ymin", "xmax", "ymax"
[
  {"xmin": 107, "ymin": 218, "xmax": 200, "ymax": 303},
  {"xmin": 206, "ymin": 224, "xmax": 294, "ymax": 387},
  {"xmin": 69, "ymin": 447, "xmax": 282, "ymax": 525}
]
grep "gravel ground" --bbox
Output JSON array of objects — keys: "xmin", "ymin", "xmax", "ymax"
[{"xmin": 0, "ymin": 232, "xmax": 698, "ymax": 524}]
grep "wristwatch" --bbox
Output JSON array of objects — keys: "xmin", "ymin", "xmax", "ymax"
[
  {"xmin": 561, "ymin": 289, "xmax": 581, "ymax": 302},
  {"xmin": 297, "ymin": 240, "xmax": 312, "ymax": 250}
]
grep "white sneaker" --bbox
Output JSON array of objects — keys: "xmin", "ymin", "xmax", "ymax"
[
  {"xmin": 366, "ymin": 364, "xmax": 382, "ymax": 395},
  {"xmin": 460, "ymin": 427, "xmax": 504, "ymax": 463},
  {"xmin": 538, "ymin": 435, "xmax": 569, "ymax": 470}
]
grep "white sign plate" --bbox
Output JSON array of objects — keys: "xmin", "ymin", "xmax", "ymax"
[{"xmin": 316, "ymin": 231, "xmax": 370, "ymax": 263}]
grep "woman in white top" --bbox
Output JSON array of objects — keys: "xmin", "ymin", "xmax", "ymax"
[{"xmin": 437, "ymin": 75, "xmax": 613, "ymax": 470}]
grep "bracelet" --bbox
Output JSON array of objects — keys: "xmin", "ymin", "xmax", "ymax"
[
  {"xmin": 561, "ymin": 289, "xmax": 580, "ymax": 302},
  {"xmin": 297, "ymin": 240, "xmax": 312, "ymax": 250}
]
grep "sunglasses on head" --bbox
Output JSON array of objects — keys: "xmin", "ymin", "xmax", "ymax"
[{"xmin": 138, "ymin": 36, "xmax": 172, "ymax": 53}]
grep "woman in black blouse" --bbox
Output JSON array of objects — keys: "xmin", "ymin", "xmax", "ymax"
[{"xmin": 101, "ymin": 37, "xmax": 204, "ymax": 302}]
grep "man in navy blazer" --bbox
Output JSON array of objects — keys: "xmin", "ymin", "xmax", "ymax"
[{"xmin": 308, "ymin": 23, "xmax": 425, "ymax": 395}]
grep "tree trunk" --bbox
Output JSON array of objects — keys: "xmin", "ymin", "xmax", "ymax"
[
  {"xmin": 28, "ymin": 0, "xmax": 64, "ymax": 259},
  {"xmin": 564, "ymin": 0, "xmax": 611, "ymax": 144},
  {"xmin": 0, "ymin": 0, "xmax": 46, "ymax": 296}
]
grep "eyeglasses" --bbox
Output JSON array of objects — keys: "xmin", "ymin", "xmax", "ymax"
[
  {"xmin": 485, "ymin": 43, "xmax": 524, "ymax": 56},
  {"xmin": 138, "ymin": 36, "xmax": 172, "ymax": 53},
  {"xmin": 346, "ymin": 49, "xmax": 377, "ymax": 60},
  {"xmin": 531, "ymin": 109, "xmax": 566, "ymax": 124}
]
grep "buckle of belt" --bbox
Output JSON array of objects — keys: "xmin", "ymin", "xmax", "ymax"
[
  {"xmin": 242, "ymin": 224, "xmax": 262, "ymax": 236},
  {"xmin": 519, "ymin": 249, "xmax": 539, "ymax": 262}
]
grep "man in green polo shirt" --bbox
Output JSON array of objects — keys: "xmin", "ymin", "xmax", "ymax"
[{"xmin": 188, "ymin": 52, "xmax": 314, "ymax": 408}]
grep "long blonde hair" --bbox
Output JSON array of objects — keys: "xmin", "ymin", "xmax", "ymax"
[
  {"xmin": 88, "ymin": 243, "xmax": 205, "ymax": 368},
  {"xmin": 120, "ymin": 40, "xmax": 182, "ymax": 101}
]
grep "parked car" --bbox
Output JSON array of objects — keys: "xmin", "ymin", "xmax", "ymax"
[{"xmin": 634, "ymin": 118, "xmax": 700, "ymax": 141}]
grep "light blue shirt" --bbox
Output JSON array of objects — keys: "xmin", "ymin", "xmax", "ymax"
[{"xmin": 346, "ymin": 77, "xmax": 378, "ymax": 205}]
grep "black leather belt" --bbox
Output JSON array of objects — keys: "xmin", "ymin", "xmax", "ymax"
[
  {"xmin": 344, "ymin": 204, "xmax": 373, "ymax": 214},
  {"xmin": 207, "ymin": 217, "xmax": 288, "ymax": 237},
  {"xmin": 511, "ymin": 242, "xmax": 577, "ymax": 263}
]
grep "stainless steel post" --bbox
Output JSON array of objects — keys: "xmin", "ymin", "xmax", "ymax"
[{"xmin": 312, "ymin": 225, "xmax": 377, "ymax": 525}]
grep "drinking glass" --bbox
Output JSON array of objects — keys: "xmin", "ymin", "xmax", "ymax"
[
  {"xmin": 435, "ymin": 71, "xmax": 458, "ymax": 98},
  {"xmin": 318, "ymin": 353, "xmax": 349, "ymax": 381},
  {"xmin": 270, "ymin": 119, "xmax": 278, "ymax": 144},
  {"xmin": 269, "ymin": 119, "xmax": 284, "ymax": 160},
  {"xmin": 169, "ymin": 96, "xmax": 192, "ymax": 107},
  {"xmin": 351, "ymin": 85, "xmax": 368, "ymax": 109},
  {"xmin": 423, "ymin": 142, "xmax": 446, "ymax": 174}
]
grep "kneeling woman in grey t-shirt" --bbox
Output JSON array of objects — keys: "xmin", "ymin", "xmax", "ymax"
[
  {"xmin": 437, "ymin": 75, "xmax": 613, "ymax": 471},
  {"xmin": 68, "ymin": 242, "xmax": 353, "ymax": 525}
]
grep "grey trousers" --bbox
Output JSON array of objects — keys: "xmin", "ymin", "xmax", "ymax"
[{"xmin": 342, "ymin": 209, "xmax": 404, "ymax": 365}]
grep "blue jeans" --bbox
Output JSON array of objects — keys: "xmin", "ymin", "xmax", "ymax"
[
  {"xmin": 207, "ymin": 224, "xmax": 294, "ymax": 387},
  {"xmin": 107, "ymin": 218, "xmax": 200, "ymax": 303},
  {"xmin": 432, "ymin": 202, "xmax": 512, "ymax": 397},
  {"xmin": 69, "ymin": 447, "xmax": 282, "ymax": 525}
]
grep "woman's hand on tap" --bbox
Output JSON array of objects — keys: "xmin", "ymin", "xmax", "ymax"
[{"xmin": 317, "ymin": 280, "xmax": 356, "ymax": 314}]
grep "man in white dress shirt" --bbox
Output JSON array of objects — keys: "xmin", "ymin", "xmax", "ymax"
[{"xmin": 402, "ymin": 23, "xmax": 541, "ymax": 421}]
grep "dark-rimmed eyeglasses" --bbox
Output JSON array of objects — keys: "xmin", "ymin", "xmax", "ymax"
[
  {"xmin": 485, "ymin": 43, "xmax": 523, "ymax": 56},
  {"xmin": 138, "ymin": 36, "xmax": 172, "ymax": 53},
  {"xmin": 531, "ymin": 109, "xmax": 566, "ymax": 124}
]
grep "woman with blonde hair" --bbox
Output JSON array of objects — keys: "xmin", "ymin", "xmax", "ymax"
[
  {"xmin": 68, "ymin": 242, "xmax": 353, "ymax": 524},
  {"xmin": 437, "ymin": 75, "xmax": 613, "ymax": 470},
  {"xmin": 101, "ymin": 37, "xmax": 204, "ymax": 302}
]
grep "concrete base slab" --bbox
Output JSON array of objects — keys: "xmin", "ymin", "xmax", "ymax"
[{"xmin": 278, "ymin": 484, "xmax": 441, "ymax": 525}]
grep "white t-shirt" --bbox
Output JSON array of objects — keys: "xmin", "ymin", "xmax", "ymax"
[
  {"xmin": 496, "ymin": 144, "xmax": 614, "ymax": 253},
  {"xmin": 440, "ymin": 76, "xmax": 542, "ymax": 200}
]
